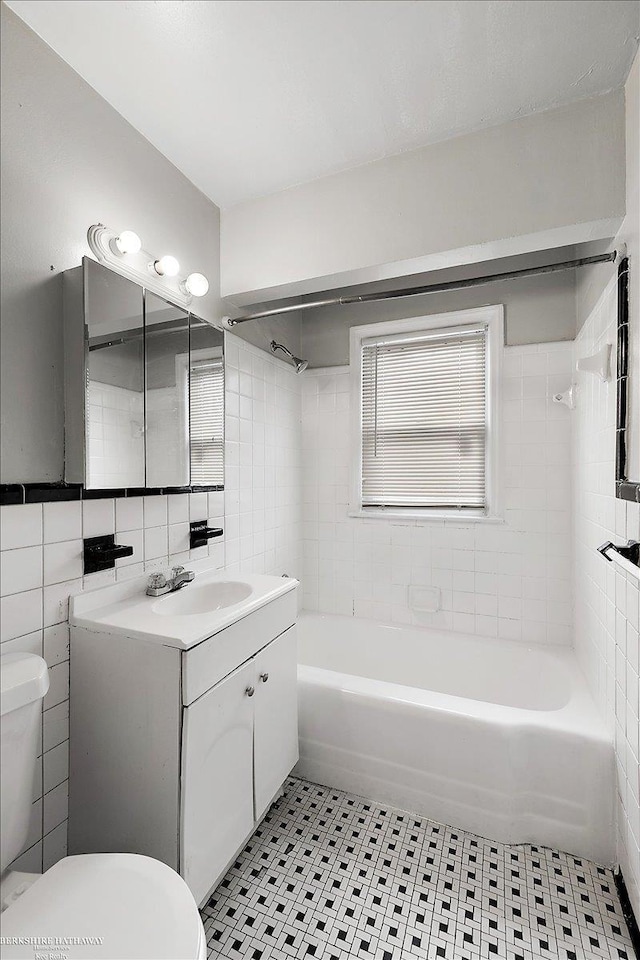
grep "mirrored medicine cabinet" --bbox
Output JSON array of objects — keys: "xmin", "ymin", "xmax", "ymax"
[{"xmin": 63, "ymin": 258, "xmax": 224, "ymax": 491}]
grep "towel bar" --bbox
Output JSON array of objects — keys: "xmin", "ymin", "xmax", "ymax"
[{"xmin": 597, "ymin": 539, "xmax": 640, "ymax": 580}]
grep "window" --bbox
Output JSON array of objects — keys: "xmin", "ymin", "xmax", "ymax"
[
  {"xmin": 350, "ymin": 306, "xmax": 502, "ymax": 519},
  {"xmin": 190, "ymin": 357, "xmax": 224, "ymax": 485}
]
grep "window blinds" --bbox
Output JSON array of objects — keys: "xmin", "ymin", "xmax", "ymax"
[
  {"xmin": 190, "ymin": 359, "xmax": 224, "ymax": 485},
  {"xmin": 361, "ymin": 325, "xmax": 487, "ymax": 510}
]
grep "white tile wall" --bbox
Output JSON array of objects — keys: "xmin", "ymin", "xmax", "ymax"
[
  {"xmin": 0, "ymin": 333, "xmax": 302, "ymax": 876},
  {"xmin": 573, "ymin": 274, "xmax": 640, "ymax": 918},
  {"xmin": 0, "ymin": 488, "xmax": 225, "ymax": 874},
  {"xmin": 223, "ymin": 333, "xmax": 302, "ymax": 580},
  {"xmin": 301, "ymin": 342, "xmax": 574, "ymax": 643},
  {"xmin": 43, "ymin": 501, "xmax": 82, "ymax": 544}
]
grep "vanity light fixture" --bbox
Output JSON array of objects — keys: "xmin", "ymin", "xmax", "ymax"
[
  {"xmin": 87, "ymin": 224, "xmax": 209, "ymax": 309},
  {"xmin": 111, "ymin": 230, "xmax": 142, "ymax": 256},
  {"xmin": 153, "ymin": 255, "xmax": 180, "ymax": 278},
  {"xmin": 181, "ymin": 273, "xmax": 210, "ymax": 298}
]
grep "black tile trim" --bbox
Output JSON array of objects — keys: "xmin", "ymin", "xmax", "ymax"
[
  {"xmin": 1, "ymin": 482, "xmax": 223, "ymax": 506},
  {"xmin": 615, "ymin": 258, "xmax": 640, "ymax": 503},
  {"xmin": 126, "ymin": 487, "xmax": 165, "ymax": 498},
  {"xmin": 24, "ymin": 483, "xmax": 82, "ymax": 503},
  {"xmin": 614, "ymin": 869, "xmax": 640, "ymax": 958},
  {"xmin": 82, "ymin": 487, "xmax": 127, "ymax": 500},
  {"xmin": 0, "ymin": 484, "xmax": 24, "ymax": 505}
]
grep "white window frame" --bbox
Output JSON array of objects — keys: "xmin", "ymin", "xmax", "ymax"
[{"xmin": 349, "ymin": 305, "xmax": 503, "ymax": 522}]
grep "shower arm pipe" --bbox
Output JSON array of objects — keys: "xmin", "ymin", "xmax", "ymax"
[
  {"xmin": 226, "ymin": 251, "xmax": 618, "ymax": 325},
  {"xmin": 270, "ymin": 339, "xmax": 308, "ymax": 372}
]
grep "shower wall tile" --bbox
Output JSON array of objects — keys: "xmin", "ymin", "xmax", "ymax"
[
  {"xmin": 573, "ymin": 274, "xmax": 640, "ymax": 920},
  {"xmin": 222, "ymin": 333, "xmax": 302, "ymax": 584},
  {"xmin": 301, "ymin": 342, "xmax": 574, "ymax": 644}
]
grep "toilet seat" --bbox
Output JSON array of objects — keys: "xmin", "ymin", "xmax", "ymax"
[{"xmin": 0, "ymin": 853, "xmax": 206, "ymax": 959}]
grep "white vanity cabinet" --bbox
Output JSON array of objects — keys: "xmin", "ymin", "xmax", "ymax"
[
  {"xmin": 69, "ymin": 577, "xmax": 298, "ymax": 906},
  {"xmin": 181, "ymin": 626, "xmax": 298, "ymax": 903}
]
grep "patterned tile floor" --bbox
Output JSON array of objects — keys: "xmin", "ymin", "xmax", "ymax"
[{"xmin": 201, "ymin": 778, "xmax": 636, "ymax": 960}]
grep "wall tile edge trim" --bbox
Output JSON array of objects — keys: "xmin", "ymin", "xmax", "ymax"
[
  {"xmin": 615, "ymin": 258, "xmax": 640, "ymax": 502},
  {"xmin": 614, "ymin": 870, "xmax": 640, "ymax": 955},
  {"xmin": 0, "ymin": 484, "xmax": 224, "ymax": 506}
]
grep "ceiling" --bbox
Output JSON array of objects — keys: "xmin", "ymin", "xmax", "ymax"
[{"xmin": 6, "ymin": 0, "xmax": 640, "ymax": 209}]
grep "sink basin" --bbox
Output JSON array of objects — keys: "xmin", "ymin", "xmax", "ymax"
[
  {"xmin": 153, "ymin": 581, "xmax": 253, "ymax": 616},
  {"xmin": 71, "ymin": 571, "xmax": 298, "ymax": 649}
]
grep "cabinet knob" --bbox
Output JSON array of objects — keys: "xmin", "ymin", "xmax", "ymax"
[
  {"xmin": 245, "ymin": 685, "xmax": 255, "ymax": 697},
  {"xmin": 260, "ymin": 673, "xmax": 269, "ymax": 683}
]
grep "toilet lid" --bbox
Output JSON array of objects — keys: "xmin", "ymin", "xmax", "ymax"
[{"xmin": 0, "ymin": 854, "xmax": 206, "ymax": 959}]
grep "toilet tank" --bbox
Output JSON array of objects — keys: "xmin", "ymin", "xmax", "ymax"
[{"xmin": 1, "ymin": 654, "xmax": 50, "ymax": 872}]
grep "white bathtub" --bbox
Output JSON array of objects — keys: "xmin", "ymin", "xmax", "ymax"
[{"xmin": 294, "ymin": 612, "xmax": 614, "ymax": 864}]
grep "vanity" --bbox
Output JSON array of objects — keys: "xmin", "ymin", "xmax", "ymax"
[{"xmin": 68, "ymin": 571, "xmax": 298, "ymax": 906}]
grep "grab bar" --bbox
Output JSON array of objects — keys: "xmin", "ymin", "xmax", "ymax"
[{"xmin": 597, "ymin": 539, "xmax": 640, "ymax": 580}]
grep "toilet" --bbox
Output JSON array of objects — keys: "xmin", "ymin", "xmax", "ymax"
[{"xmin": 0, "ymin": 653, "xmax": 207, "ymax": 959}]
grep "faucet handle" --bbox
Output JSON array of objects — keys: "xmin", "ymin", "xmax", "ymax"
[
  {"xmin": 148, "ymin": 572, "xmax": 167, "ymax": 589},
  {"xmin": 171, "ymin": 566, "xmax": 185, "ymax": 578}
]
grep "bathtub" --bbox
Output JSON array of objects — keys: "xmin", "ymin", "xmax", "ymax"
[{"xmin": 294, "ymin": 612, "xmax": 614, "ymax": 864}]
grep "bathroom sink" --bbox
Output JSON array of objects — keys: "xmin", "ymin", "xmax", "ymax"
[
  {"xmin": 70, "ymin": 571, "xmax": 297, "ymax": 649},
  {"xmin": 153, "ymin": 581, "xmax": 253, "ymax": 616}
]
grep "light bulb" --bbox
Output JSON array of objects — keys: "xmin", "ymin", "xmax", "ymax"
[
  {"xmin": 154, "ymin": 255, "xmax": 180, "ymax": 277},
  {"xmin": 184, "ymin": 273, "xmax": 209, "ymax": 297},
  {"xmin": 112, "ymin": 230, "xmax": 142, "ymax": 255}
]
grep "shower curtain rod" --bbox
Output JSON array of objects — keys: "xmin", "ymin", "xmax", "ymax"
[{"xmin": 227, "ymin": 251, "xmax": 617, "ymax": 325}]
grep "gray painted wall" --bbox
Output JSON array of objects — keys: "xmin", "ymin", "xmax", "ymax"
[
  {"xmin": 299, "ymin": 251, "xmax": 578, "ymax": 368},
  {"xmin": 0, "ymin": 3, "xmax": 223, "ymax": 483},
  {"xmin": 90, "ymin": 343, "xmax": 143, "ymax": 392},
  {"xmin": 226, "ymin": 312, "xmax": 302, "ymax": 361}
]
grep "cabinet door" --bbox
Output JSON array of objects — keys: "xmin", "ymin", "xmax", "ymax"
[
  {"xmin": 253, "ymin": 626, "xmax": 299, "ymax": 820},
  {"xmin": 83, "ymin": 259, "xmax": 145, "ymax": 488},
  {"xmin": 144, "ymin": 292, "xmax": 190, "ymax": 488},
  {"xmin": 181, "ymin": 657, "xmax": 255, "ymax": 905}
]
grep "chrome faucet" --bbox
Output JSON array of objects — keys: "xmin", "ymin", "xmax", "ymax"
[{"xmin": 146, "ymin": 566, "xmax": 195, "ymax": 597}]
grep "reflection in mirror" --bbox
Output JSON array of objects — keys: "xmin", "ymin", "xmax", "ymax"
[
  {"xmin": 189, "ymin": 316, "xmax": 224, "ymax": 487},
  {"xmin": 616, "ymin": 258, "xmax": 640, "ymax": 501},
  {"xmin": 145, "ymin": 293, "xmax": 190, "ymax": 488},
  {"xmin": 85, "ymin": 260, "xmax": 145, "ymax": 488},
  {"xmin": 64, "ymin": 260, "xmax": 224, "ymax": 492}
]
